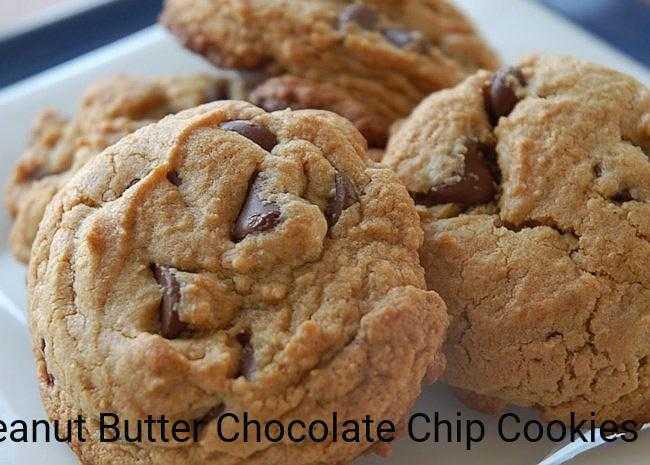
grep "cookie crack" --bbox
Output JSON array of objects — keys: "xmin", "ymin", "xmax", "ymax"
[
  {"xmin": 498, "ymin": 216, "xmax": 576, "ymax": 237},
  {"xmin": 495, "ymin": 213, "xmax": 648, "ymax": 290}
]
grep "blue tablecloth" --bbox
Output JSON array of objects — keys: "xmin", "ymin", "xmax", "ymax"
[
  {"xmin": 541, "ymin": 0, "xmax": 649, "ymax": 67},
  {"xmin": 0, "ymin": 0, "xmax": 648, "ymax": 88},
  {"xmin": 0, "ymin": 0, "xmax": 162, "ymax": 88}
]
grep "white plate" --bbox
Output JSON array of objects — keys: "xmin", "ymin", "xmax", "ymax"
[{"xmin": 0, "ymin": 1, "xmax": 648, "ymax": 464}]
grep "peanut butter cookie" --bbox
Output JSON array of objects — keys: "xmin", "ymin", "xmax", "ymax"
[
  {"xmin": 249, "ymin": 75, "xmax": 389, "ymax": 148},
  {"xmin": 384, "ymin": 55, "xmax": 650, "ymax": 424},
  {"xmin": 161, "ymin": 0, "xmax": 499, "ymax": 146},
  {"xmin": 29, "ymin": 101, "xmax": 448, "ymax": 465},
  {"xmin": 5, "ymin": 74, "xmax": 237, "ymax": 263}
]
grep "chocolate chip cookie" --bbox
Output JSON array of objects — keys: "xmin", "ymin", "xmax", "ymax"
[
  {"xmin": 29, "ymin": 101, "xmax": 448, "ymax": 465},
  {"xmin": 249, "ymin": 75, "xmax": 389, "ymax": 148},
  {"xmin": 4, "ymin": 74, "xmax": 239, "ymax": 264},
  {"xmin": 161, "ymin": 0, "xmax": 499, "ymax": 146},
  {"xmin": 384, "ymin": 55, "xmax": 650, "ymax": 424}
]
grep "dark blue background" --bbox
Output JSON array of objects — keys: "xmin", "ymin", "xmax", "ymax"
[
  {"xmin": 0, "ymin": 0, "xmax": 648, "ymax": 88},
  {"xmin": 0, "ymin": 0, "xmax": 162, "ymax": 88},
  {"xmin": 543, "ymin": 0, "xmax": 650, "ymax": 65}
]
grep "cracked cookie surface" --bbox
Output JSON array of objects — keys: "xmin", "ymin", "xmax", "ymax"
[
  {"xmin": 161, "ymin": 0, "xmax": 498, "ymax": 146},
  {"xmin": 28, "ymin": 101, "xmax": 448, "ymax": 465},
  {"xmin": 384, "ymin": 55, "xmax": 650, "ymax": 424},
  {"xmin": 5, "ymin": 74, "xmax": 238, "ymax": 263}
]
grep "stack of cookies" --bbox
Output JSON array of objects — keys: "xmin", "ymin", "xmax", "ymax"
[{"xmin": 4, "ymin": 1, "xmax": 648, "ymax": 465}]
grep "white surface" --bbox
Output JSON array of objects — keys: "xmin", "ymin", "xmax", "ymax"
[{"xmin": 0, "ymin": 1, "xmax": 648, "ymax": 464}]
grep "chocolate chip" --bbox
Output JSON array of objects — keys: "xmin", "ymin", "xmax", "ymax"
[
  {"xmin": 485, "ymin": 67, "xmax": 526, "ymax": 125},
  {"xmin": 481, "ymin": 144, "xmax": 502, "ymax": 185},
  {"xmin": 611, "ymin": 189, "xmax": 633, "ymax": 203},
  {"xmin": 236, "ymin": 332, "xmax": 255, "ymax": 379},
  {"xmin": 413, "ymin": 140, "xmax": 497, "ymax": 206},
  {"xmin": 220, "ymin": 120, "xmax": 277, "ymax": 152},
  {"xmin": 325, "ymin": 172, "xmax": 359, "ymax": 227},
  {"xmin": 151, "ymin": 264, "xmax": 187, "ymax": 339},
  {"xmin": 167, "ymin": 170, "xmax": 182, "ymax": 186},
  {"xmin": 382, "ymin": 28, "xmax": 431, "ymax": 54},
  {"xmin": 232, "ymin": 173, "xmax": 282, "ymax": 242},
  {"xmin": 338, "ymin": 4, "xmax": 379, "ymax": 30},
  {"xmin": 593, "ymin": 163, "xmax": 604, "ymax": 178}
]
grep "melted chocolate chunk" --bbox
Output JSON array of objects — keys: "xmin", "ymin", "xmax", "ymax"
[
  {"xmin": 232, "ymin": 173, "xmax": 282, "ymax": 242},
  {"xmin": 220, "ymin": 120, "xmax": 277, "ymax": 152},
  {"xmin": 325, "ymin": 172, "xmax": 359, "ymax": 227},
  {"xmin": 485, "ymin": 67, "xmax": 526, "ymax": 125},
  {"xmin": 166, "ymin": 171, "xmax": 182, "ymax": 186},
  {"xmin": 593, "ymin": 163, "xmax": 604, "ymax": 178},
  {"xmin": 611, "ymin": 189, "xmax": 633, "ymax": 203},
  {"xmin": 151, "ymin": 264, "xmax": 187, "ymax": 339},
  {"xmin": 413, "ymin": 140, "xmax": 497, "ymax": 206}
]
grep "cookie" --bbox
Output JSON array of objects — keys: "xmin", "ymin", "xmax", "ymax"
[
  {"xmin": 29, "ymin": 101, "xmax": 448, "ymax": 465},
  {"xmin": 5, "ymin": 74, "xmax": 237, "ymax": 263},
  {"xmin": 249, "ymin": 75, "xmax": 389, "ymax": 148},
  {"xmin": 384, "ymin": 55, "xmax": 650, "ymax": 424},
  {"xmin": 161, "ymin": 0, "xmax": 499, "ymax": 146}
]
